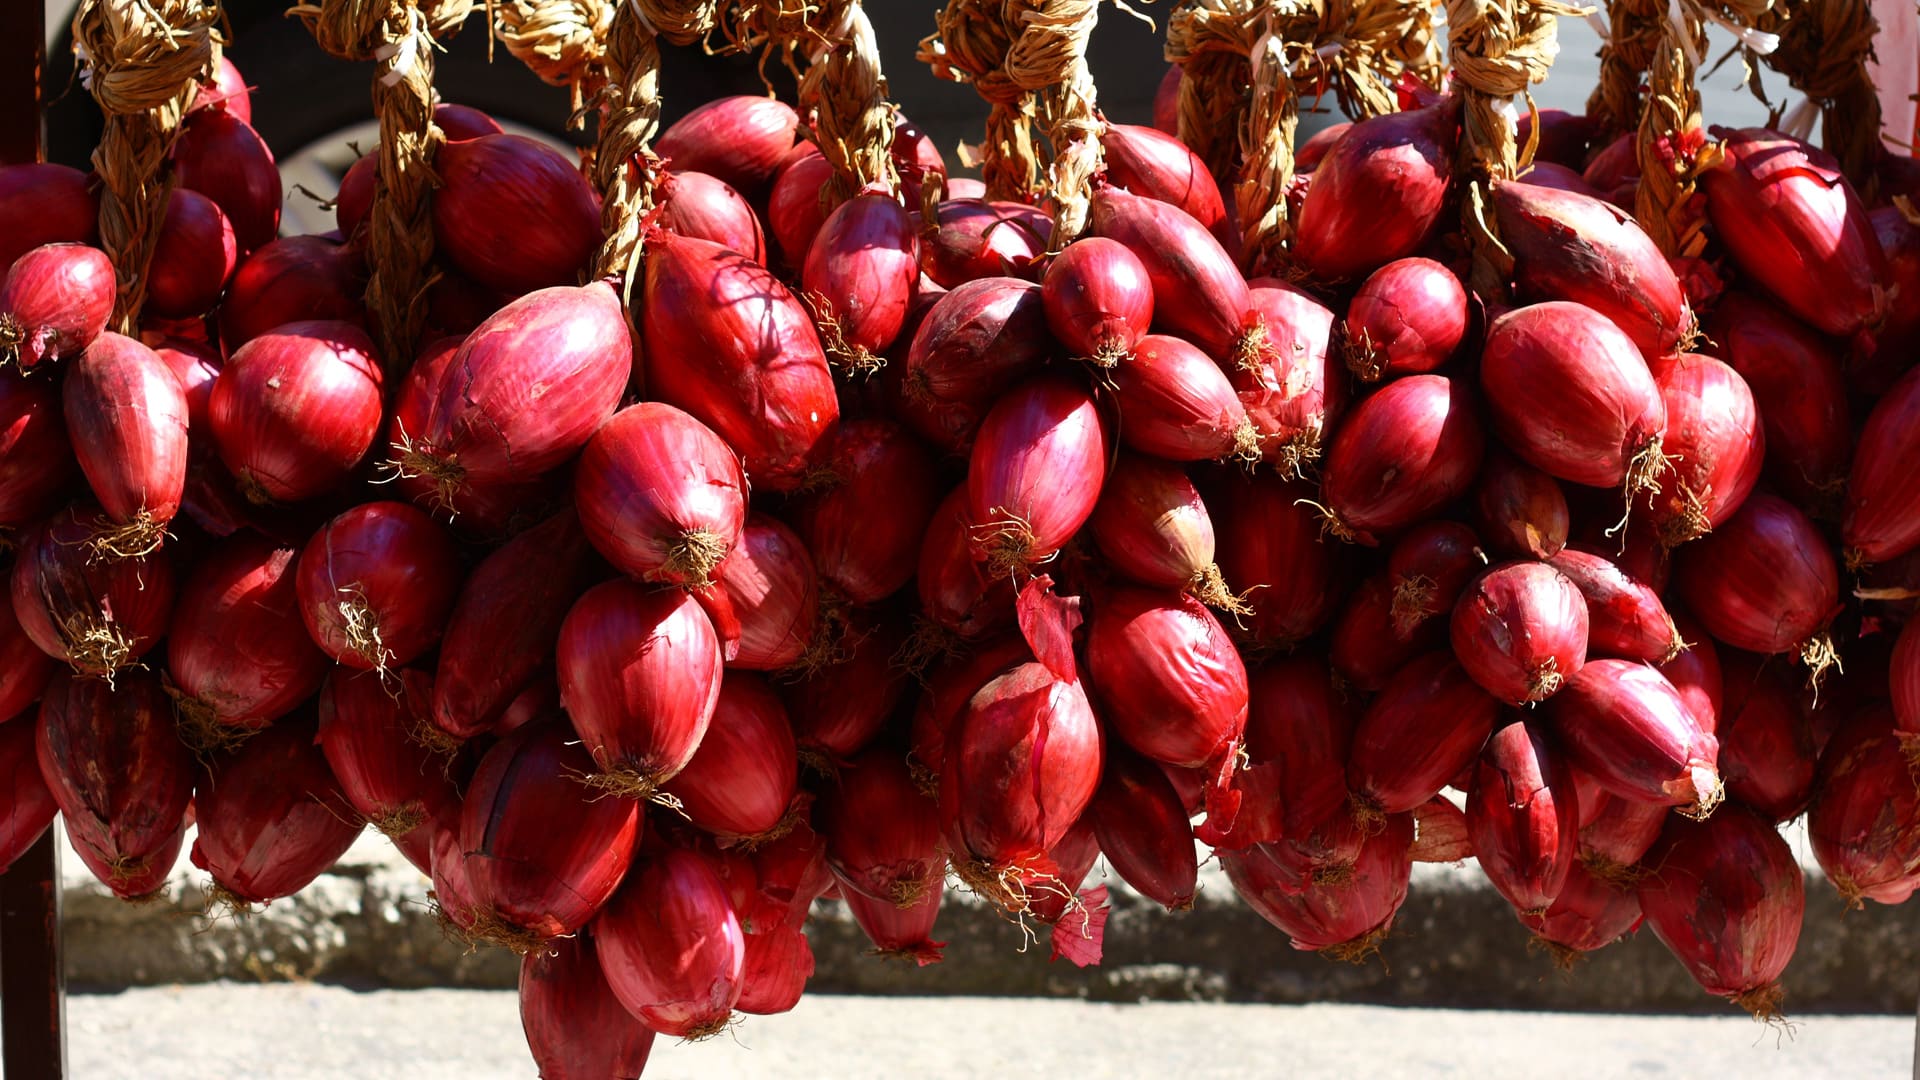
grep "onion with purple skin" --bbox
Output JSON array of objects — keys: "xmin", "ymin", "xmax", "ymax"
[
  {"xmin": 217, "ymin": 236, "xmax": 366, "ymax": 350},
  {"xmin": 0, "ymin": 367, "xmax": 75, "ymax": 526},
  {"xmin": 1233, "ymin": 281, "xmax": 1342, "ymax": 478},
  {"xmin": 209, "ymin": 320, "xmax": 383, "ymax": 505},
  {"xmin": 660, "ymin": 170, "xmax": 767, "ymax": 264},
  {"xmin": 432, "ymin": 134, "xmax": 601, "ymax": 295},
  {"xmin": 1704, "ymin": 292, "xmax": 1850, "ymax": 512},
  {"xmin": 1450, "ymin": 562, "xmax": 1589, "ymax": 704},
  {"xmin": 784, "ymin": 419, "xmax": 940, "ymax": 605},
  {"xmin": 802, "ymin": 191, "xmax": 919, "ymax": 374},
  {"xmin": 10, "ymin": 505, "xmax": 174, "ymax": 681},
  {"xmin": 1041, "ymin": 237, "xmax": 1154, "ymax": 366},
  {"xmin": 1109, "ymin": 333, "xmax": 1259, "ymax": 463},
  {"xmin": 1086, "ymin": 586, "xmax": 1248, "ymax": 772},
  {"xmin": 61, "ymin": 332, "xmax": 189, "ymax": 559},
  {"xmin": 1808, "ymin": 706, "xmax": 1920, "ymax": 907},
  {"xmin": 0, "ymin": 243, "xmax": 114, "ymax": 371},
  {"xmin": 1209, "ymin": 472, "xmax": 1349, "ymax": 650},
  {"xmin": 716, "ymin": 514, "xmax": 819, "ymax": 671},
  {"xmin": 1643, "ymin": 354, "xmax": 1764, "ymax": 548},
  {"xmin": 1314, "ymin": 374, "xmax": 1484, "ymax": 546},
  {"xmin": 1343, "ymin": 257, "xmax": 1469, "ymax": 381},
  {"xmin": 655, "ymin": 95, "xmax": 799, "ymax": 196},
  {"xmin": 1548, "ymin": 548, "xmax": 1685, "ymax": 664},
  {"xmin": 1088, "ymin": 187, "xmax": 1259, "ymax": 366},
  {"xmin": 1347, "ymin": 653, "xmax": 1500, "ymax": 822},
  {"xmin": 1545, "ymin": 659, "xmax": 1721, "ymax": 818},
  {"xmin": 574, "ymin": 402, "xmax": 748, "ymax": 589},
  {"xmin": 1100, "ymin": 123, "xmax": 1230, "ymax": 241},
  {"xmin": 190, "ymin": 715, "xmax": 364, "ymax": 910},
  {"xmin": 965, "ymin": 375, "xmax": 1109, "ymax": 578},
  {"xmin": 0, "ymin": 164, "xmax": 97, "ymax": 272},
  {"xmin": 174, "ymin": 109, "xmax": 280, "ymax": 253},
  {"xmin": 1292, "ymin": 101, "xmax": 1455, "ymax": 281},
  {"xmin": 1676, "ymin": 493, "xmax": 1840, "ymax": 683},
  {"xmin": 919, "ymin": 200, "xmax": 1051, "ymax": 288},
  {"xmin": 145, "ymin": 187, "xmax": 237, "ymax": 319},
  {"xmin": 1088, "ymin": 453, "xmax": 1243, "ymax": 615},
  {"xmin": 1474, "ymin": 449, "xmax": 1569, "ymax": 560},
  {"xmin": 1844, "ymin": 365, "xmax": 1920, "ymax": 567},
  {"xmin": 1468, "ymin": 719, "xmax": 1577, "ymax": 916}
]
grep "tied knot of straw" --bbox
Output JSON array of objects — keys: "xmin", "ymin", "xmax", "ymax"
[
  {"xmin": 72, "ymin": 0, "xmax": 223, "ymax": 332},
  {"xmin": 1753, "ymin": 0, "xmax": 1881, "ymax": 193},
  {"xmin": 493, "ymin": 0, "xmax": 614, "ymax": 111},
  {"xmin": 1003, "ymin": 0, "xmax": 1104, "ymax": 243},
  {"xmin": 920, "ymin": 0, "xmax": 1042, "ymax": 202},
  {"xmin": 1586, "ymin": 0, "xmax": 1665, "ymax": 142}
]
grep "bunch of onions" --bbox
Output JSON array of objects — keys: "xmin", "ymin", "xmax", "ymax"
[
  {"xmin": 965, "ymin": 375, "xmax": 1109, "ymax": 577},
  {"xmin": 801, "ymin": 190, "xmax": 920, "ymax": 373},
  {"xmin": 208, "ymin": 319, "xmax": 384, "ymax": 504},
  {"xmin": 316, "ymin": 669, "xmax": 458, "ymax": 872},
  {"xmin": 1674, "ymin": 493, "xmax": 1840, "ymax": 681},
  {"xmin": 1545, "ymin": 660, "xmax": 1720, "ymax": 818},
  {"xmin": 575, "ymin": 402, "xmax": 748, "ymax": 588},
  {"xmin": 1108, "ymin": 333, "xmax": 1258, "ymax": 463},
  {"xmin": 61, "ymin": 332, "xmax": 190, "ymax": 559},
  {"xmin": 557, "ymin": 580, "xmax": 723, "ymax": 798},
  {"xmin": 716, "ymin": 514, "xmax": 820, "ymax": 670},
  {"xmin": 190, "ymin": 714, "xmax": 364, "ymax": 911},
  {"xmin": 1808, "ymin": 707, "xmax": 1920, "ymax": 906},
  {"xmin": 0, "ymin": 719, "xmax": 55, "ymax": 874},
  {"xmin": 518, "ymin": 930, "xmax": 656, "ymax": 1079},
  {"xmin": 1449, "ymin": 561, "xmax": 1589, "ymax": 704},
  {"xmin": 1088, "ymin": 454, "xmax": 1242, "ymax": 614},
  {"xmin": 595, "ymin": 848, "xmax": 748, "ymax": 1039},
  {"xmin": 458, "ymin": 722, "xmax": 642, "ymax": 951},
  {"xmin": 167, "ymin": 532, "xmax": 329, "ymax": 749},
  {"xmin": 35, "ymin": 670, "xmax": 192, "ymax": 901},
  {"xmin": 784, "ymin": 420, "xmax": 941, "ymax": 605},
  {"xmin": 1315, "ymin": 374, "xmax": 1483, "ymax": 544},
  {"xmin": 1342, "ymin": 257, "xmax": 1469, "ymax": 381},
  {"xmin": 10, "ymin": 504, "xmax": 175, "ymax": 680},
  {"xmin": 295, "ymin": 502, "xmax": 463, "ymax": 672},
  {"xmin": 0, "ymin": 243, "xmax": 115, "ymax": 370},
  {"xmin": 1467, "ymin": 720, "xmax": 1576, "ymax": 917},
  {"xmin": 661, "ymin": 674, "xmax": 800, "ymax": 842},
  {"xmin": 1347, "ymin": 653, "xmax": 1499, "ymax": 824},
  {"xmin": 0, "ymin": 367, "xmax": 75, "ymax": 525},
  {"xmin": 1087, "ymin": 744, "xmax": 1199, "ymax": 910},
  {"xmin": 1040, "ymin": 236, "xmax": 1154, "ymax": 366},
  {"xmin": 431, "ymin": 134, "xmax": 601, "ymax": 295}
]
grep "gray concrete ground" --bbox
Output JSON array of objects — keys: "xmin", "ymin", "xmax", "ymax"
[{"xmin": 70, "ymin": 986, "xmax": 1912, "ymax": 1079}]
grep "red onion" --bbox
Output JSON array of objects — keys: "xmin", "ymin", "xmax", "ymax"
[
  {"xmin": 174, "ymin": 109, "xmax": 280, "ymax": 252},
  {"xmin": 1714, "ymin": 651, "xmax": 1817, "ymax": 822},
  {"xmin": 558, "ymin": 580, "xmax": 722, "ymax": 798},
  {"xmin": 1674, "ymin": 493, "xmax": 1839, "ymax": 676},
  {"xmin": 0, "ymin": 367, "xmax": 75, "ymax": 525},
  {"xmin": 209, "ymin": 319, "xmax": 383, "ymax": 503},
  {"xmin": 802, "ymin": 191, "xmax": 919, "ymax": 372},
  {"xmin": 643, "ymin": 234, "xmax": 839, "ymax": 491},
  {"xmin": 1210, "ymin": 472, "xmax": 1348, "ymax": 649},
  {"xmin": 716, "ymin": 514, "xmax": 819, "ymax": 670},
  {"xmin": 0, "ymin": 583, "xmax": 53, "ymax": 723},
  {"xmin": 660, "ymin": 170, "xmax": 767, "ymax": 264},
  {"xmin": 1846, "ymin": 365, "xmax": 1920, "ymax": 566},
  {"xmin": 1482, "ymin": 301, "xmax": 1667, "ymax": 494},
  {"xmin": 965, "ymin": 375, "xmax": 1108, "ymax": 577},
  {"xmin": 1575, "ymin": 768, "xmax": 1669, "ymax": 873},
  {"xmin": 1703, "ymin": 296, "xmax": 1848, "ymax": 513},
  {"xmin": 519, "ymin": 930, "xmax": 655, "ymax": 1078},
  {"xmin": 596, "ymin": 847, "xmax": 746, "ymax": 1038},
  {"xmin": 1343, "ymin": 257, "xmax": 1468, "ymax": 381},
  {"xmin": 1217, "ymin": 659, "xmax": 1363, "ymax": 877},
  {"xmin": 1492, "ymin": 180, "xmax": 1690, "ymax": 359},
  {"xmin": 1088, "ymin": 743, "xmax": 1199, "ymax": 910},
  {"xmin": 384, "ymin": 340, "xmax": 551, "ymax": 536},
  {"xmin": 1111, "ymin": 333, "xmax": 1258, "ymax": 463},
  {"xmin": 1582, "ymin": 133, "xmax": 1640, "ymax": 202},
  {"xmin": 1642, "ymin": 353, "xmax": 1763, "ymax": 547},
  {"xmin": 785, "ymin": 419, "xmax": 940, "ymax": 605},
  {"xmin": 1518, "ymin": 160, "xmax": 1608, "ymax": 199},
  {"xmin": 1870, "ymin": 206, "xmax": 1920, "ymax": 368},
  {"xmin": 217, "ymin": 236, "xmax": 365, "ymax": 350},
  {"xmin": 1100, "ymin": 123, "xmax": 1229, "ymax": 240},
  {"xmin": 750, "ymin": 817, "xmax": 835, "ymax": 930},
  {"xmin": 1809, "ymin": 706, "xmax": 1920, "ymax": 906},
  {"xmin": 1548, "ymin": 548, "xmax": 1684, "ymax": 663},
  {"xmin": 432, "ymin": 134, "xmax": 600, "ymax": 295},
  {"xmin": 0, "ymin": 719, "xmax": 54, "ymax": 874},
  {"xmin": 1522, "ymin": 861, "xmax": 1644, "ymax": 961},
  {"xmin": 0, "ymin": 164, "xmax": 98, "ymax": 272},
  {"xmin": 919, "ymin": 199, "xmax": 1051, "ymax": 288},
  {"xmin": 1347, "ymin": 653, "xmax": 1499, "ymax": 820},
  {"xmin": 843, "ymin": 885, "xmax": 946, "ymax": 966},
  {"xmin": 1545, "ymin": 659, "xmax": 1720, "ymax": 816},
  {"xmin": 575, "ymin": 402, "xmax": 748, "ymax": 588},
  {"xmin": 1474, "ymin": 449, "xmax": 1569, "ymax": 560},
  {"xmin": 656, "ymin": 96, "xmax": 799, "ymax": 196},
  {"xmin": 767, "ymin": 146, "xmax": 835, "ymax": 268},
  {"xmin": 902, "ymin": 277, "xmax": 1050, "ymax": 421},
  {"xmin": 1636, "ymin": 802, "xmax": 1804, "ymax": 1017},
  {"xmin": 145, "ymin": 187, "xmax": 237, "ymax": 319},
  {"xmin": 908, "ymin": 634, "xmax": 1030, "ymax": 792},
  {"xmin": 1296, "ymin": 122, "xmax": 1350, "ymax": 171},
  {"xmin": 781, "ymin": 609, "xmax": 911, "ymax": 763},
  {"xmin": 661, "ymin": 673, "xmax": 798, "ymax": 841},
  {"xmin": 189, "ymin": 54, "xmax": 251, "ymax": 120},
  {"xmin": 0, "ymin": 243, "xmax": 114, "ymax": 370},
  {"xmin": 1293, "ymin": 101, "xmax": 1455, "ymax": 280},
  {"xmin": 317, "ymin": 668, "xmax": 456, "ymax": 867},
  {"xmin": 1152, "ymin": 66, "xmax": 1180, "ymax": 134},
  {"xmin": 1386, "ymin": 520, "xmax": 1484, "ymax": 638},
  {"xmin": 36, "ymin": 669, "xmax": 192, "ymax": 900},
  {"xmin": 191, "ymin": 714, "xmax": 363, "ymax": 908},
  {"xmin": 1517, "ymin": 108, "xmax": 1596, "ymax": 167},
  {"xmin": 1224, "ymin": 811, "xmax": 1413, "ymax": 958},
  {"xmin": 893, "ymin": 114, "xmax": 948, "ymax": 206},
  {"xmin": 431, "ymin": 510, "xmax": 598, "ymax": 742},
  {"xmin": 1316, "ymin": 374, "xmax": 1483, "ymax": 545},
  {"xmin": 1088, "ymin": 453, "xmax": 1240, "ymax": 613},
  {"xmin": 1331, "ymin": 575, "xmax": 1440, "ymax": 693},
  {"xmin": 167, "ymin": 532, "xmax": 328, "ymax": 746},
  {"xmin": 1450, "ymin": 561, "xmax": 1589, "ymax": 704},
  {"xmin": 1468, "ymin": 719, "xmax": 1576, "ymax": 915},
  {"xmin": 1088, "ymin": 186, "xmax": 1257, "ymax": 365},
  {"xmin": 916, "ymin": 486, "xmax": 1016, "ymax": 642},
  {"xmin": 1660, "ymin": 611, "xmax": 1724, "ymax": 734},
  {"xmin": 62, "ymin": 332, "xmax": 189, "ymax": 558},
  {"xmin": 1702, "ymin": 128, "xmax": 1887, "ymax": 340},
  {"xmin": 1233, "ymin": 281, "xmax": 1342, "ymax": 477},
  {"xmin": 334, "ymin": 154, "xmax": 375, "ymax": 242},
  {"xmin": 1087, "ymin": 585, "xmax": 1247, "ymax": 772},
  {"xmin": 1041, "ymin": 236, "xmax": 1154, "ymax": 365},
  {"xmin": 818, "ymin": 747, "xmax": 946, "ymax": 914},
  {"xmin": 735, "ymin": 923, "xmax": 814, "ymax": 1015},
  {"xmin": 460, "ymin": 722, "xmax": 643, "ymax": 949},
  {"xmin": 152, "ymin": 336, "xmax": 219, "ymax": 429},
  {"xmin": 298, "ymin": 501, "xmax": 457, "ymax": 663},
  {"xmin": 10, "ymin": 506, "xmax": 174, "ymax": 679}
]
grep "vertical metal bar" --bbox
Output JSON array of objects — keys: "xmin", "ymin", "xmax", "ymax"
[
  {"xmin": 0, "ymin": 0, "xmax": 46, "ymax": 165},
  {"xmin": 0, "ymin": 832, "xmax": 66, "ymax": 1080}
]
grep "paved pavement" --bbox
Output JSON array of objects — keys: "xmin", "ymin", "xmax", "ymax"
[{"xmin": 71, "ymin": 986, "xmax": 1913, "ymax": 1079}]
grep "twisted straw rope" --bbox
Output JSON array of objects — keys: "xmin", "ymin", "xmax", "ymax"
[
  {"xmin": 1753, "ymin": 0, "xmax": 1882, "ymax": 194},
  {"xmin": 920, "ymin": 0, "xmax": 1043, "ymax": 203},
  {"xmin": 728, "ymin": 1, "xmax": 897, "ymax": 201},
  {"xmin": 493, "ymin": 0, "xmax": 615, "ymax": 116}
]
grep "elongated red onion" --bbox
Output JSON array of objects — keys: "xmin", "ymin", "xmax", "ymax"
[
  {"xmin": 750, "ymin": 818, "xmax": 835, "ymax": 930},
  {"xmin": 432, "ymin": 134, "xmax": 600, "ymax": 294},
  {"xmin": 802, "ymin": 191, "xmax": 919, "ymax": 373},
  {"xmin": 0, "ymin": 719, "xmax": 54, "ymax": 874},
  {"xmin": 1474, "ymin": 450, "xmax": 1569, "ymax": 560},
  {"xmin": 1348, "ymin": 653, "xmax": 1499, "ymax": 820},
  {"xmin": 1714, "ymin": 651, "xmax": 1817, "ymax": 822},
  {"xmin": 1674, "ymin": 493, "xmax": 1838, "ymax": 677},
  {"xmin": 921, "ymin": 200, "xmax": 1052, "ymax": 290},
  {"xmin": 662, "ymin": 674, "xmax": 798, "ymax": 841},
  {"xmin": 1519, "ymin": 160, "xmax": 1608, "ymax": 199},
  {"xmin": 191, "ymin": 714, "xmax": 363, "ymax": 908},
  {"xmin": 1, "ymin": 243, "xmax": 114, "ymax": 370},
  {"xmin": 1089, "ymin": 743, "xmax": 1198, "ymax": 910},
  {"xmin": 575, "ymin": 402, "xmax": 748, "ymax": 588},
  {"xmin": 1468, "ymin": 719, "xmax": 1576, "ymax": 916},
  {"xmin": 1871, "ymin": 206, "xmax": 1920, "ymax": 369},
  {"xmin": 917, "ymin": 486, "xmax": 1016, "ymax": 642},
  {"xmin": 1386, "ymin": 520, "xmax": 1483, "ymax": 638},
  {"xmin": 1224, "ymin": 811, "xmax": 1414, "ymax": 958},
  {"xmin": 167, "ymin": 532, "xmax": 328, "ymax": 745},
  {"xmin": 818, "ymin": 747, "xmax": 946, "ymax": 914},
  {"xmin": 1317, "ymin": 374, "xmax": 1482, "ymax": 545},
  {"xmin": 735, "ymin": 924, "xmax": 814, "ymax": 1015},
  {"xmin": 844, "ymin": 885, "xmax": 946, "ymax": 966},
  {"xmin": 0, "ymin": 367, "xmax": 75, "ymax": 525},
  {"xmin": 781, "ymin": 610, "xmax": 911, "ymax": 763},
  {"xmin": 382, "ymin": 341, "xmax": 549, "ymax": 535},
  {"xmin": 152, "ymin": 336, "xmax": 219, "ymax": 428},
  {"xmin": 460, "ymin": 722, "xmax": 643, "ymax": 949},
  {"xmin": 1482, "ymin": 301, "xmax": 1667, "ymax": 494},
  {"xmin": 1522, "ymin": 861, "xmax": 1644, "ymax": 960},
  {"xmin": 217, "ymin": 236, "xmax": 366, "ymax": 350},
  {"xmin": 10, "ymin": 506, "xmax": 174, "ymax": 679},
  {"xmin": 716, "ymin": 514, "xmax": 819, "ymax": 671},
  {"xmin": 966, "ymin": 375, "xmax": 1108, "ymax": 576},
  {"xmin": 1809, "ymin": 706, "xmax": 1920, "ymax": 906},
  {"xmin": 644, "ymin": 234, "xmax": 838, "ymax": 490},
  {"xmin": 1331, "ymin": 575, "xmax": 1439, "ymax": 693},
  {"xmin": 317, "ymin": 668, "xmax": 456, "ymax": 867},
  {"xmin": 1702, "ymin": 128, "xmax": 1887, "ymax": 340},
  {"xmin": 1451, "ymin": 562, "xmax": 1589, "ymax": 704},
  {"xmin": 1637, "ymin": 802, "xmax": 1804, "ymax": 1017},
  {"xmin": 1844, "ymin": 364, "xmax": 1920, "ymax": 567},
  {"xmin": 1643, "ymin": 354, "xmax": 1764, "ymax": 547},
  {"xmin": 145, "ymin": 187, "xmax": 236, "ymax": 319},
  {"xmin": 1493, "ymin": 180, "xmax": 1689, "ymax": 358},
  {"xmin": 596, "ymin": 847, "xmax": 746, "ymax": 1038},
  {"xmin": 519, "ymin": 930, "xmax": 655, "ymax": 1079},
  {"xmin": 1088, "ymin": 453, "xmax": 1240, "ymax": 613},
  {"xmin": 36, "ymin": 669, "xmax": 192, "ymax": 900},
  {"xmin": 296, "ymin": 502, "xmax": 460, "ymax": 671},
  {"xmin": 0, "ymin": 584, "xmax": 53, "ymax": 723},
  {"xmin": 656, "ymin": 96, "xmax": 798, "ymax": 196},
  {"xmin": 1088, "ymin": 187, "xmax": 1257, "ymax": 365},
  {"xmin": 1233, "ymin": 281, "xmax": 1341, "ymax": 477},
  {"xmin": 660, "ymin": 170, "xmax": 767, "ymax": 264},
  {"xmin": 767, "ymin": 146, "xmax": 836, "ymax": 268},
  {"xmin": 62, "ymin": 332, "xmax": 189, "ymax": 558},
  {"xmin": 1087, "ymin": 585, "xmax": 1246, "ymax": 771},
  {"xmin": 1343, "ymin": 257, "xmax": 1468, "ymax": 381},
  {"xmin": 0, "ymin": 164, "xmax": 97, "ymax": 272},
  {"xmin": 1546, "ymin": 659, "xmax": 1720, "ymax": 816},
  {"xmin": 1210, "ymin": 472, "xmax": 1348, "ymax": 649},
  {"xmin": 209, "ymin": 319, "xmax": 382, "ymax": 504},
  {"xmin": 1517, "ymin": 108, "xmax": 1595, "ymax": 167},
  {"xmin": 1703, "ymin": 293, "xmax": 1848, "ymax": 511},
  {"xmin": 902, "ymin": 277, "xmax": 1051, "ymax": 421},
  {"xmin": 1101, "ymin": 123, "xmax": 1229, "ymax": 239},
  {"xmin": 1041, "ymin": 237, "xmax": 1154, "ymax": 368},
  {"xmin": 1548, "ymin": 548, "xmax": 1684, "ymax": 663},
  {"xmin": 174, "ymin": 109, "xmax": 280, "ymax": 252},
  {"xmin": 1152, "ymin": 65, "xmax": 1180, "ymax": 134},
  {"xmin": 785, "ymin": 420, "xmax": 940, "ymax": 605},
  {"xmin": 1214, "ymin": 658, "xmax": 1361, "ymax": 881},
  {"xmin": 1293, "ymin": 101, "xmax": 1455, "ymax": 280}
]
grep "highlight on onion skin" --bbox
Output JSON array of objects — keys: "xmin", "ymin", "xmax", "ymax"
[{"xmin": 0, "ymin": 242, "xmax": 115, "ymax": 371}]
